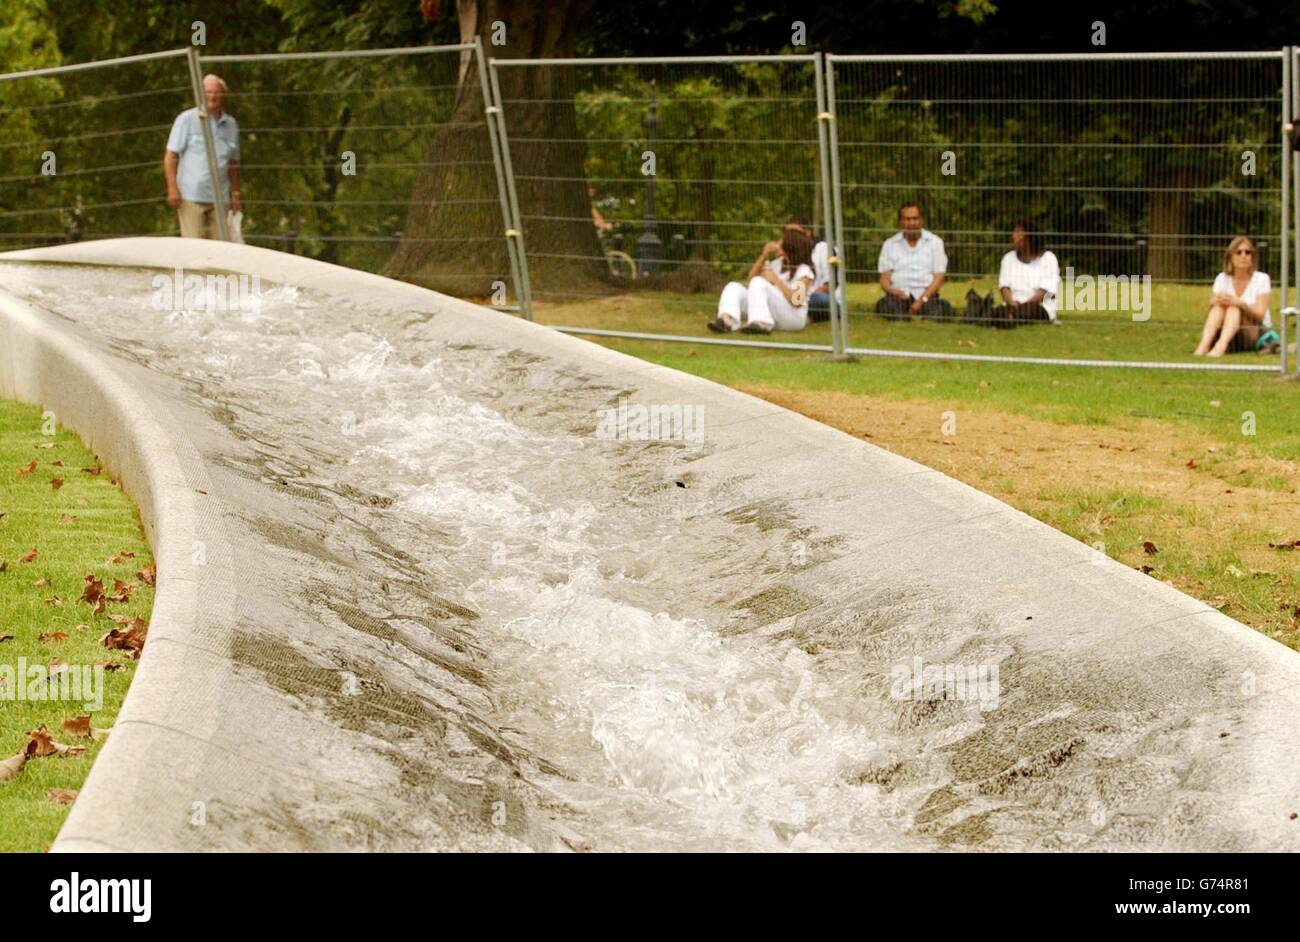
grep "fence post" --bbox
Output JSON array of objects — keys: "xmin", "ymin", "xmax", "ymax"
[
  {"xmin": 487, "ymin": 58, "xmax": 534, "ymax": 320},
  {"xmin": 814, "ymin": 53, "xmax": 843, "ymax": 358},
  {"xmin": 1290, "ymin": 46, "xmax": 1299, "ymax": 376},
  {"xmin": 1281, "ymin": 47, "xmax": 1291, "ymax": 375},
  {"xmin": 186, "ymin": 47, "xmax": 230, "ymax": 242},
  {"xmin": 824, "ymin": 54, "xmax": 849, "ymax": 357},
  {"xmin": 473, "ymin": 37, "xmax": 525, "ymax": 315}
]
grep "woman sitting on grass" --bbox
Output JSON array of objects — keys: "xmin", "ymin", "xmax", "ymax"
[
  {"xmin": 965, "ymin": 220, "xmax": 1059, "ymax": 328},
  {"xmin": 996, "ymin": 219, "xmax": 1058, "ymax": 324},
  {"xmin": 1194, "ymin": 236, "xmax": 1279, "ymax": 357},
  {"xmin": 707, "ymin": 226, "xmax": 815, "ymax": 335}
]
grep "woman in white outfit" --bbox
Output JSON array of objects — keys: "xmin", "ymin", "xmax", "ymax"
[
  {"xmin": 707, "ymin": 227, "xmax": 816, "ymax": 334},
  {"xmin": 1193, "ymin": 236, "xmax": 1277, "ymax": 357}
]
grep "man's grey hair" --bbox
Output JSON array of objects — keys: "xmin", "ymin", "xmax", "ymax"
[{"xmin": 202, "ymin": 74, "xmax": 229, "ymax": 92}]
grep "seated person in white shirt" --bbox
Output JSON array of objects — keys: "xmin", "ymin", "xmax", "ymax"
[
  {"xmin": 983, "ymin": 220, "xmax": 1060, "ymax": 326},
  {"xmin": 1194, "ymin": 236, "xmax": 1279, "ymax": 357},
  {"xmin": 876, "ymin": 202, "xmax": 953, "ymax": 321},
  {"xmin": 708, "ymin": 227, "xmax": 816, "ymax": 334}
]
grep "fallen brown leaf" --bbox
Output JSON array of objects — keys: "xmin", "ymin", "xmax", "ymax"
[
  {"xmin": 109, "ymin": 551, "xmax": 136, "ymax": 565},
  {"xmin": 47, "ymin": 658, "xmax": 68, "ymax": 676},
  {"xmin": 81, "ymin": 573, "xmax": 105, "ymax": 614},
  {"xmin": 14, "ymin": 459, "xmax": 36, "ymax": 478},
  {"xmin": 0, "ymin": 635, "xmax": 13, "ymax": 643},
  {"xmin": 1268, "ymin": 540, "xmax": 1300, "ymax": 551},
  {"xmin": 81, "ymin": 465, "xmax": 102, "ymax": 476},
  {"xmin": 38, "ymin": 631, "xmax": 69, "ymax": 644},
  {"xmin": 1142, "ymin": 541, "xmax": 1159, "ymax": 555},
  {"xmin": 34, "ymin": 577, "xmax": 50, "ymax": 588},
  {"xmin": 26, "ymin": 726, "xmax": 85, "ymax": 758},
  {"xmin": 101, "ymin": 617, "xmax": 147, "ymax": 658},
  {"xmin": 58, "ymin": 513, "xmax": 77, "ymax": 523},
  {"xmin": 42, "ymin": 596, "xmax": 63, "ymax": 607},
  {"xmin": 50, "ymin": 477, "xmax": 63, "ymax": 490},
  {"xmin": 50, "ymin": 459, "xmax": 63, "ymax": 467},
  {"xmin": 92, "ymin": 660, "xmax": 124, "ymax": 672},
  {"xmin": 20, "ymin": 548, "xmax": 38, "ymax": 564},
  {"xmin": 137, "ymin": 564, "xmax": 156, "ymax": 587},
  {"xmin": 61, "ymin": 715, "xmax": 93, "ymax": 739},
  {"xmin": 0, "ymin": 741, "xmax": 36, "ymax": 781},
  {"xmin": 36, "ymin": 442, "xmax": 54, "ymax": 449},
  {"xmin": 47, "ymin": 788, "xmax": 78, "ymax": 805}
]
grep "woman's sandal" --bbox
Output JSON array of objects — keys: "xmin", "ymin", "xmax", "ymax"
[
  {"xmin": 740, "ymin": 322, "xmax": 773, "ymax": 335},
  {"xmin": 706, "ymin": 318, "xmax": 732, "ymax": 333}
]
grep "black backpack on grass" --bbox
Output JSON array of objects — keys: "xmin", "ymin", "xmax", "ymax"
[{"xmin": 964, "ymin": 289, "xmax": 1015, "ymax": 329}]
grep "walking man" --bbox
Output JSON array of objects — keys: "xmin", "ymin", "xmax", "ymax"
[{"xmin": 164, "ymin": 74, "xmax": 241, "ymax": 239}]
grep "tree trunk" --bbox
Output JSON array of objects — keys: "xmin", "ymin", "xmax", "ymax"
[
  {"xmin": 386, "ymin": 0, "xmax": 604, "ymax": 299},
  {"xmin": 1148, "ymin": 165, "xmax": 1192, "ymax": 282}
]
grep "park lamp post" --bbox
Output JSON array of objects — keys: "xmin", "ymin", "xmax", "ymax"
[{"xmin": 637, "ymin": 81, "xmax": 662, "ymax": 277}]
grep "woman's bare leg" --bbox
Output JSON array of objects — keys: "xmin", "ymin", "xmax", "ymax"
[
  {"xmin": 1194, "ymin": 304, "xmax": 1225, "ymax": 355},
  {"xmin": 1207, "ymin": 305, "xmax": 1242, "ymax": 357}
]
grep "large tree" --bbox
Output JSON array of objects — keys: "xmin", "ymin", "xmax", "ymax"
[{"xmin": 385, "ymin": 0, "xmax": 600, "ymax": 298}]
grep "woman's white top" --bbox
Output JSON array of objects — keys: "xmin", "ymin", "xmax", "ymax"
[
  {"xmin": 998, "ymin": 250, "xmax": 1061, "ymax": 321},
  {"xmin": 1212, "ymin": 270, "xmax": 1272, "ymax": 328},
  {"xmin": 765, "ymin": 258, "xmax": 816, "ymax": 306}
]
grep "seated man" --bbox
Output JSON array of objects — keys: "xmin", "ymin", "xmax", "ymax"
[{"xmin": 875, "ymin": 202, "xmax": 952, "ymax": 321}]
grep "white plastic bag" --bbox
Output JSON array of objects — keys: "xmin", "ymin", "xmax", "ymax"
[{"xmin": 227, "ymin": 210, "xmax": 245, "ymax": 244}]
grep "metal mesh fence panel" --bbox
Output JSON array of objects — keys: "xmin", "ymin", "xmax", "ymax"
[
  {"xmin": 201, "ymin": 44, "xmax": 519, "ymax": 307},
  {"xmin": 0, "ymin": 50, "xmax": 192, "ymax": 249},
  {"xmin": 491, "ymin": 54, "xmax": 841, "ymax": 349},
  {"xmin": 828, "ymin": 52, "xmax": 1286, "ymax": 370}
]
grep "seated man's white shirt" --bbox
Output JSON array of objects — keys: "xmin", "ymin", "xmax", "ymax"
[
  {"xmin": 166, "ymin": 107, "xmax": 240, "ymax": 204},
  {"xmin": 878, "ymin": 229, "xmax": 947, "ymax": 298},
  {"xmin": 998, "ymin": 249, "xmax": 1061, "ymax": 321},
  {"xmin": 810, "ymin": 241, "xmax": 845, "ymax": 303},
  {"xmin": 1212, "ymin": 271, "xmax": 1272, "ymax": 328}
]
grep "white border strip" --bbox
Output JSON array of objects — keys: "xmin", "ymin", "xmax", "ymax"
[
  {"xmin": 828, "ymin": 51, "xmax": 1284, "ymax": 62},
  {"xmin": 494, "ymin": 54, "xmax": 818, "ymax": 67},
  {"xmin": 551, "ymin": 326, "xmax": 1280, "ymax": 371},
  {"xmin": 0, "ymin": 48, "xmax": 189, "ymax": 82},
  {"xmin": 202, "ymin": 43, "xmax": 475, "ymax": 63}
]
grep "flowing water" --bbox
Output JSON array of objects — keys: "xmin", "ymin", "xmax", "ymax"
[{"xmin": 2, "ymin": 262, "xmax": 960, "ymax": 851}]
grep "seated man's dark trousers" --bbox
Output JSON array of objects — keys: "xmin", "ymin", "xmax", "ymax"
[{"xmin": 875, "ymin": 293, "xmax": 954, "ymax": 321}]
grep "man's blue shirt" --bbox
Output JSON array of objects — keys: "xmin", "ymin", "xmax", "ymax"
[{"xmin": 166, "ymin": 107, "xmax": 239, "ymax": 204}]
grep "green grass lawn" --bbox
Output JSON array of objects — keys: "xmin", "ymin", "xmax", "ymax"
[
  {"xmin": 535, "ymin": 280, "xmax": 1291, "ymax": 365},
  {"xmin": 587, "ymin": 334, "xmax": 1300, "ymax": 461},
  {"xmin": 0, "ymin": 399, "xmax": 153, "ymax": 853}
]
